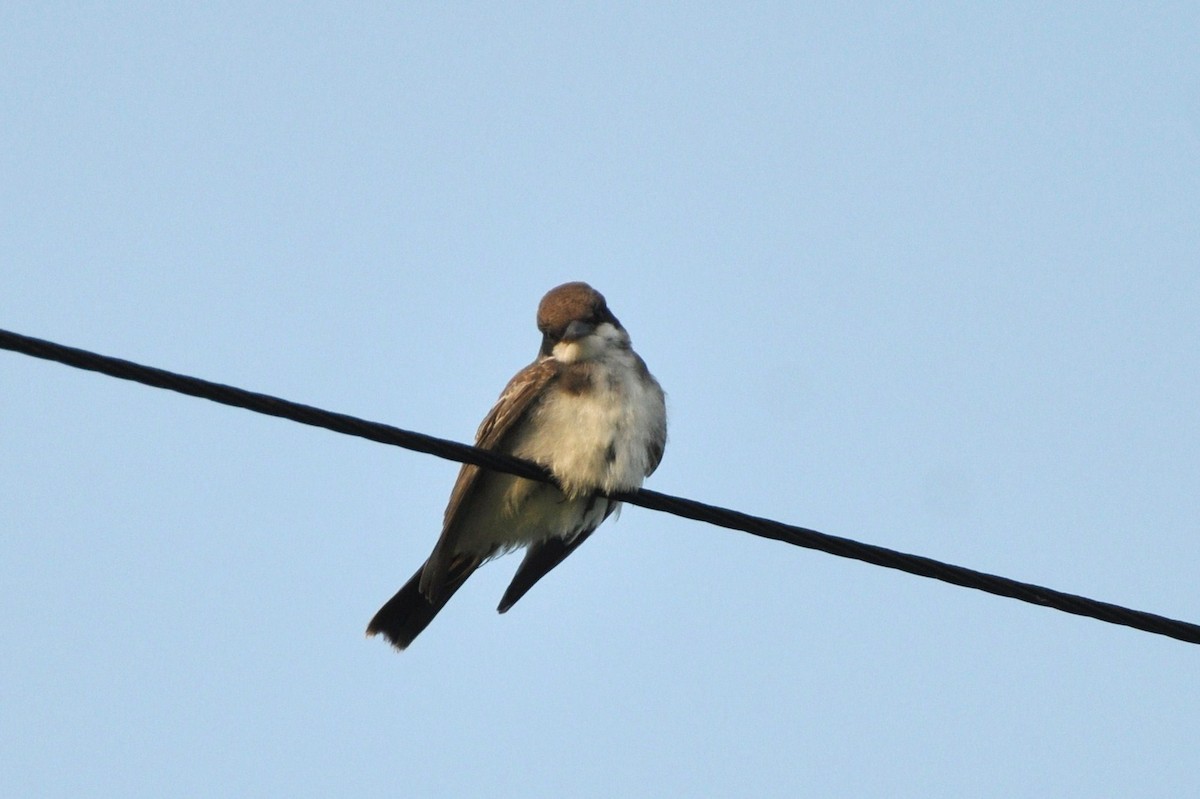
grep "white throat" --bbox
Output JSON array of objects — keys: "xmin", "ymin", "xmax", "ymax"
[{"xmin": 551, "ymin": 322, "xmax": 626, "ymax": 364}]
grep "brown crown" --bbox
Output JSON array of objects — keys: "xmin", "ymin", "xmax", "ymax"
[{"xmin": 536, "ymin": 282, "xmax": 608, "ymax": 336}]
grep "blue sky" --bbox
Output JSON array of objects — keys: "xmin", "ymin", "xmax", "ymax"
[{"xmin": 3, "ymin": 4, "xmax": 1197, "ymax": 797}]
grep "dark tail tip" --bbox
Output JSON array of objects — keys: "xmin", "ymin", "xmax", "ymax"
[
  {"xmin": 367, "ymin": 564, "xmax": 442, "ymax": 651},
  {"xmin": 367, "ymin": 557, "xmax": 479, "ymax": 651}
]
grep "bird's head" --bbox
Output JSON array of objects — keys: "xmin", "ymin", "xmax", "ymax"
[{"xmin": 536, "ymin": 282, "xmax": 628, "ymax": 363}]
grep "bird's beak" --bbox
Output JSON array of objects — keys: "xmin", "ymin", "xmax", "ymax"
[{"xmin": 562, "ymin": 320, "xmax": 596, "ymax": 341}]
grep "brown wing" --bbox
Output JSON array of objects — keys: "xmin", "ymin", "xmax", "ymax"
[{"xmin": 418, "ymin": 358, "xmax": 560, "ymax": 601}]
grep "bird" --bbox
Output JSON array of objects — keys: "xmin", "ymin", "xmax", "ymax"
[{"xmin": 366, "ymin": 281, "xmax": 668, "ymax": 650}]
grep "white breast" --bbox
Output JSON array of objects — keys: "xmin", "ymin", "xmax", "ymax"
[
  {"xmin": 450, "ymin": 328, "xmax": 666, "ymax": 554},
  {"xmin": 511, "ymin": 348, "xmax": 665, "ymax": 498},
  {"xmin": 453, "ymin": 351, "xmax": 664, "ymax": 554}
]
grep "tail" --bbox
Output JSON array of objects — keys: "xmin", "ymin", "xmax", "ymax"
[
  {"xmin": 497, "ymin": 529, "xmax": 596, "ymax": 613},
  {"xmin": 366, "ymin": 557, "xmax": 478, "ymax": 650}
]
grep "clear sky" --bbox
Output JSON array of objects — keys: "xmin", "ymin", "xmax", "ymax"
[{"xmin": 3, "ymin": 4, "xmax": 1197, "ymax": 797}]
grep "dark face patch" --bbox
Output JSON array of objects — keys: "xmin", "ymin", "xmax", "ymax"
[{"xmin": 559, "ymin": 366, "xmax": 593, "ymax": 395}]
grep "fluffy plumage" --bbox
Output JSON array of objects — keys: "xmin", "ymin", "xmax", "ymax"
[{"xmin": 366, "ymin": 282, "xmax": 666, "ymax": 650}]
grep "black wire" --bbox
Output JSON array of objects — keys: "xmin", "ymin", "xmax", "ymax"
[{"xmin": 3, "ymin": 326, "xmax": 1197, "ymax": 646}]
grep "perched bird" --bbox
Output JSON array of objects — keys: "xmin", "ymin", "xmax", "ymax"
[{"xmin": 367, "ymin": 281, "xmax": 667, "ymax": 650}]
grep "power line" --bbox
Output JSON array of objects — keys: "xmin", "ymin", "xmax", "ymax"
[{"xmin": 3, "ymin": 326, "xmax": 1197, "ymax": 647}]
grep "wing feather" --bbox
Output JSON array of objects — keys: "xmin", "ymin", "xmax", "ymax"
[{"xmin": 418, "ymin": 358, "xmax": 560, "ymax": 600}]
